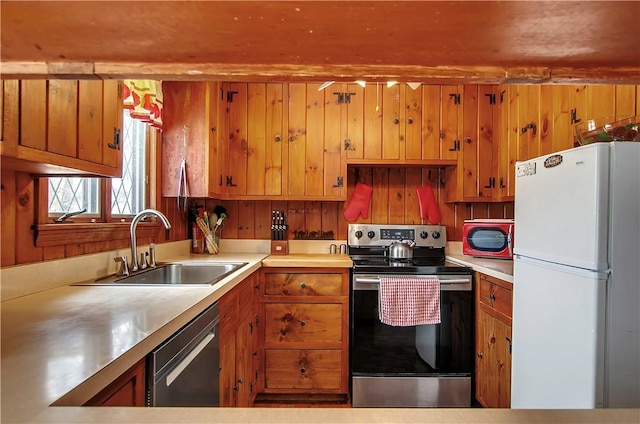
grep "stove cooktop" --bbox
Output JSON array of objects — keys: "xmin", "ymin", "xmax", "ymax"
[
  {"xmin": 347, "ymin": 224, "xmax": 472, "ymax": 275},
  {"xmin": 350, "ymin": 256, "xmax": 472, "ymax": 275}
]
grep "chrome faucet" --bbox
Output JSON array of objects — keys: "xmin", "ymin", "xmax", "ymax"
[{"xmin": 130, "ymin": 209, "xmax": 172, "ymax": 272}]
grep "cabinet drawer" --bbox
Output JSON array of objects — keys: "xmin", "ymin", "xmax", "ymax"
[
  {"xmin": 265, "ymin": 303, "xmax": 342, "ymax": 343},
  {"xmin": 264, "ymin": 273, "xmax": 344, "ymax": 296},
  {"xmin": 264, "ymin": 349, "xmax": 342, "ymax": 390},
  {"xmin": 479, "ymin": 276, "xmax": 513, "ymax": 318}
]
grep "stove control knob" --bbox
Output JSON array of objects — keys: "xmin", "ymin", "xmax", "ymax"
[
  {"xmin": 420, "ymin": 231, "xmax": 428, "ymax": 239},
  {"xmin": 367, "ymin": 231, "xmax": 375, "ymax": 239},
  {"xmin": 354, "ymin": 230, "xmax": 363, "ymax": 239},
  {"xmin": 432, "ymin": 231, "xmax": 441, "ymax": 239}
]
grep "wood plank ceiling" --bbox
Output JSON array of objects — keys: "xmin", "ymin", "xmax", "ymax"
[{"xmin": 1, "ymin": 1, "xmax": 639, "ymax": 83}]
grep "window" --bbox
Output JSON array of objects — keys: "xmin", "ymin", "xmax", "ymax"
[{"xmin": 48, "ymin": 109, "xmax": 149, "ymax": 220}]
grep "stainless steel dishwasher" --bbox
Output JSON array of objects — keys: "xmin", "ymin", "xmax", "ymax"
[{"xmin": 146, "ymin": 302, "xmax": 220, "ymax": 406}]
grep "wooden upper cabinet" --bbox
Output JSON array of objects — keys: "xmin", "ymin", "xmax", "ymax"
[
  {"xmin": 287, "ymin": 83, "xmax": 346, "ymax": 200},
  {"xmin": 1, "ymin": 79, "xmax": 123, "ymax": 177},
  {"xmin": 349, "ymin": 84, "xmax": 461, "ymax": 165},
  {"xmin": 220, "ymin": 82, "xmax": 285, "ymax": 199},
  {"xmin": 162, "ymin": 81, "xmax": 222, "ymax": 198}
]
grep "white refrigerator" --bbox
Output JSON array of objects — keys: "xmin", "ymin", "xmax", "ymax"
[{"xmin": 511, "ymin": 142, "xmax": 640, "ymax": 409}]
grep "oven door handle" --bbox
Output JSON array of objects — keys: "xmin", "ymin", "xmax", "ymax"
[
  {"xmin": 353, "ymin": 276, "xmax": 470, "ymax": 285},
  {"xmin": 353, "ymin": 275, "xmax": 472, "ymax": 291}
]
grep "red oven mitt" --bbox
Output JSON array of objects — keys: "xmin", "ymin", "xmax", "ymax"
[
  {"xmin": 416, "ymin": 185, "xmax": 441, "ymax": 224},
  {"xmin": 343, "ymin": 182, "xmax": 373, "ymax": 221}
]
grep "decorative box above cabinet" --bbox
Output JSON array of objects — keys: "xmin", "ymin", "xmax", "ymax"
[{"xmin": 1, "ymin": 80, "xmax": 123, "ymax": 177}]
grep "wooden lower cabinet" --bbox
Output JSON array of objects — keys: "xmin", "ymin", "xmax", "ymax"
[
  {"xmin": 474, "ymin": 272, "xmax": 513, "ymax": 408},
  {"xmin": 260, "ymin": 268, "xmax": 349, "ymax": 395},
  {"xmin": 219, "ymin": 271, "xmax": 261, "ymax": 406},
  {"xmin": 265, "ymin": 349, "xmax": 343, "ymax": 390},
  {"xmin": 84, "ymin": 358, "xmax": 146, "ymax": 406}
]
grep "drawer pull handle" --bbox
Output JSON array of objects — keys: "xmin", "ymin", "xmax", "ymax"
[
  {"xmin": 300, "ymin": 367, "xmax": 306, "ymax": 373},
  {"xmin": 300, "ymin": 321, "xmax": 306, "ymax": 327},
  {"xmin": 300, "ymin": 282, "xmax": 306, "ymax": 288},
  {"xmin": 489, "ymin": 293, "xmax": 496, "ymax": 301}
]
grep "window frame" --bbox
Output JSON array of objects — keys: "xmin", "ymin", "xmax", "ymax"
[
  {"xmin": 33, "ymin": 122, "xmax": 160, "ymax": 248},
  {"xmin": 45, "ymin": 117, "xmax": 154, "ymax": 224}
]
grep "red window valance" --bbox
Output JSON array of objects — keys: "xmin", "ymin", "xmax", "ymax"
[{"xmin": 122, "ymin": 80, "xmax": 163, "ymax": 129}]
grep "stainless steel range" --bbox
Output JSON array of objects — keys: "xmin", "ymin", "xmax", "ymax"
[{"xmin": 348, "ymin": 224, "xmax": 474, "ymax": 408}]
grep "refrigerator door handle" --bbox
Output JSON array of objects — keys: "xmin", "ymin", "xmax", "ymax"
[{"xmin": 507, "ymin": 224, "xmax": 514, "ymax": 257}]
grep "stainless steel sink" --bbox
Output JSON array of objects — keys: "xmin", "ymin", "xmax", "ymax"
[{"xmin": 73, "ymin": 262, "xmax": 248, "ymax": 286}]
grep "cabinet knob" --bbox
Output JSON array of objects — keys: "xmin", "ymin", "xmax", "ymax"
[
  {"xmin": 274, "ymin": 135, "xmax": 282, "ymax": 142},
  {"xmin": 300, "ymin": 282, "xmax": 306, "ymax": 288},
  {"xmin": 300, "ymin": 321, "xmax": 306, "ymax": 327},
  {"xmin": 300, "ymin": 367, "xmax": 306, "ymax": 373},
  {"xmin": 288, "ymin": 136, "xmax": 295, "ymax": 142},
  {"xmin": 489, "ymin": 293, "xmax": 496, "ymax": 301},
  {"xmin": 477, "ymin": 352, "xmax": 483, "ymax": 358},
  {"xmin": 393, "ymin": 118, "xmax": 400, "ymax": 125},
  {"xmin": 407, "ymin": 117, "xmax": 413, "ymax": 124}
]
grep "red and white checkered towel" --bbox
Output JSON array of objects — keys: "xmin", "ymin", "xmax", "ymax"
[{"xmin": 378, "ymin": 276, "xmax": 441, "ymax": 326}]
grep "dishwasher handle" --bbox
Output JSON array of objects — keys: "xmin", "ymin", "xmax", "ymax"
[{"xmin": 166, "ymin": 330, "xmax": 216, "ymax": 386}]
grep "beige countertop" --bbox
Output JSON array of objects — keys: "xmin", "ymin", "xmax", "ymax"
[
  {"xmin": 447, "ymin": 254, "xmax": 514, "ymax": 283},
  {"xmin": 262, "ymin": 253, "xmax": 352, "ymax": 268},
  {"xmin": 2, "ymin": 244, "xmax": 636, "ymax": 423}
]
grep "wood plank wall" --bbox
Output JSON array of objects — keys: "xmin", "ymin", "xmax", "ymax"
[
  {"xmin": 0, "ymin": 165, "xmax": 512, "ymax": 267},
  {"xmin": 0, "ymin": 163, "xmax": 513, "ymax": 266},
  {"xmin": 0, "ymin": 169, "xmax": 189, "ymax": 267},
  {"xmin": 197, "ymin": 167, "xmax": 514, "ymax": 243}
]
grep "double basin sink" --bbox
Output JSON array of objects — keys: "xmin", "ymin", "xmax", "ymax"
[{"xmin": 74, "ymin": 262, "xmax": 248, "ymax": 286}]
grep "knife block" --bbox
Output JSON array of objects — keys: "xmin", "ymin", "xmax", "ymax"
[{"xmin": 270, "ymin": 240, "xmax": 289, "ymax": 255}]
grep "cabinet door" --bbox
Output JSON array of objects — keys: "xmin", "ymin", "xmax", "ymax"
[
  {"xmin": 224, "ymin": 83, "xmax": 284, "ymax": 198},
  {"xmin": 586, "ymin": 85, "xmax": 615, "ymax": 126},
  {"xmin": 422, "ymin": 85, "xmax": 442, "ymax": 160},
  {"xmin": 517, "ymin": 84, "xmax": 540, "ymax": 161},
  {"xmin": 287, "ymin": 83, "xmax": 346, "ymax": 199},
  {"xmin": 207, "ymin": 81, "xmax": 224, "ymax": 198},
  {"xmin": 162, "ymin": 81, "xmax": 216, "ymax": 197},
  {"xmin": 494, "ymin": 84, "xmax": 512, "ymax": 199},
  {"xmin": 382, "ymin": 84, "xmax": 402, "ymax": 160},
  {"xmin": 2, "ymin": 80, "xmax": 123, "ymax": 176},
  {"xmin": 85, "ymin": 359, "xmax": 146, "ymax": 407},
  {"xmin": 461, "ymin": 85, "xmax": 479, "ymax": 199},
  {"xmin": 475, "ymin": 273, "xmax": 513, "ymax": 408},
  {"xmin": 235, "ymin": 314, "xmax": 253, "ymax": 407},
  {"xmin": 476, "ymin": 308, "xmax": 512, "ymax": 408},
  {"xmin": 102, "ymin": 80, "xmax": 124, "ymax": 170},
  {"xmin": 441, "ymin": 85, "xmax": 463, "ymax": 160},
  {"xmin": 404, "ymin": 85, "xmax": 423, "ymax": 161},
  {"xmin": 219, "ymin": 329, "xmax": 237, "ymax": 406},
  {"xmin": 615, "ymin": 85, "xmax": 637, "ymax": 120},
  {"xmin": 344, "ymin": 83, "xmax": 365, "ymax": 160},
  {"xmin": 362, "ymin": 83, "xmax": 383, "ymax": 160},
  {"xmin": 323, "ymin": 83, "xmax": 348, "ymax": 199}
]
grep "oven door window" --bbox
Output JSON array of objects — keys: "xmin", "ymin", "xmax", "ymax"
[
  {"xmin": 467, "ymin": 228, "xmax": 508, "ymax": 252},
  {"xmin": 351, "ymin": 289, "xmax": 473, "ymax": 376}
]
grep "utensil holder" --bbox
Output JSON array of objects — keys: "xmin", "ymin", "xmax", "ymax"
[{"xmin": 270, "ymin": 240, "xmax": 289, "ymax": 255}]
